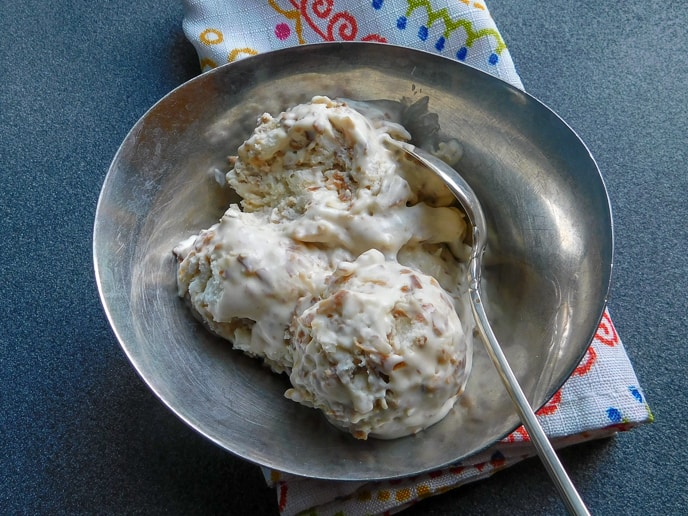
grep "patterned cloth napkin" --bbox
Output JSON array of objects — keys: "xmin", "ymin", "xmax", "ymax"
[{"xmin": 182, "ymin": 1, "xmax": 653, "ymax": 514}]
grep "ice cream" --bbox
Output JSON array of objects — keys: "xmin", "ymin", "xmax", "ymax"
[
  {"xmin": 287, "ymin": 249, "xmax": 472, "ymax": 439},
  {"xmin": 174, "ymin": 96, "xmax": 474, "ymax": 439},
  {"xmin": 174, "ymin": 207, "xmax": 332, "ymax": 373}
]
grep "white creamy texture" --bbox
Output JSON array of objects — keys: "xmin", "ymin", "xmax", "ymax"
[
  {"xmin": 175, "ymin": 207, "xmax": 337, "ymax": 372},
  {"xmin": 174, "ymin": 96, "xmax": 474, "ymax": 439},
  {"xmin": 286, "ymin": 249, "xmax": 472, "ymax": 439}
]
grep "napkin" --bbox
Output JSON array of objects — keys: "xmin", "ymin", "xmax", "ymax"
[{"xmin": 181, "ymin": 2, "xmax": 653, "ymax": 514}]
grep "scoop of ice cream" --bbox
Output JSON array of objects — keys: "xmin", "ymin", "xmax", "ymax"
[
  {"xmin": 286, "ymin": 249, "xmax": 473, "ymax": 439},
  {"xmin": 174, "ymin": 205, "xmax": 336, "ymax": 373},
  {"xmin": 227, "ymin": 96, "xmax": 409, "ymax": 215},
  {"xmin": 227, "ymin": 96, "xmax": 467, "ymax": 257}
]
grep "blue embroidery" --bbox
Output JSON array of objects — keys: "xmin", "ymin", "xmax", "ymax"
[
  {"xmin": 607, "ymin": 407, "xmax": 622, "ymax": 423},
  {"xmin": 394, "ymin": 3, "xmax": 506, "ymax": 67},
  {"xmin": 629, "ymin": 386, "xmax": 643, "ymax": 403},
  {"xmin": 418, "ymin": 25, "xmax": 429, "ymax": 41},
  {"xmin": 491, "ymin": 450, "xmax": 505, "ymax": 462},
  {"xmin": 372, "ymin": 0, "xmax": 383, "ymax": 10}
]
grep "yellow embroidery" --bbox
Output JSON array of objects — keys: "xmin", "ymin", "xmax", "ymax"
[
  {"xmin": 416, "ymin": 483, "xmax": 432, "ymax": 498},
  {"xmin": 268, "ymin": 0, "xmax": 305, "ymax": 44},
  {"xmin": 395, "ymin": 487, "xmax": 413, "ymax": 502},
  {"xmin": 199, "ymin": 57, "xmax": 217, "ymax": 71},
  {"xmin": 459, "ymin": 0, "xmax": 486, "ymax": 9},
  {"xmin": 228, "ymin": 47, "xmax": 259, "ymax": 62},
  {"xmin": 377, "ymin": 489, "xmax": 391, "ymax": 501},
  {"xmin": 200, "ymin": 28, "xmax": 223, "ymax": 45},
  {"xmin": 406, "ymin": 0, "xmax": 506, "ymax": 54}
]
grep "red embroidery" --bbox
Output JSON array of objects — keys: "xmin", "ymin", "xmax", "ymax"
[
  {"xmin": 275, "ymin": 22, "xmax": 291, "ymax": 40},
  {"xmin": 278, "ymin": 482, "xmax": 288, "ymax": 512},
  {"xmin": 503, "ymin": 389, "xmax": 562, "ymax": 443},
  {"xmin": 503, "ymin": 424, "xmax": 530, "ymax": 443},
  {"xmin": 536, "ymin": 389, "xmax": 562, "ymax": 416},
  {"xmin": 288, "ymin": 0, "xmax": 387, "ymax": 42},
  {"xmin": 327, "ymin": 11, "xmax": 356, "ymax": 40},
  {"xmin": 595, "ymin": 310, "xmax": 619, "ymax": 347},
  {"xmin": 362, "ymin": 33, "xmax": 388, "ymax": 42},
  {"xmin": 573, "ymin": 345, "xmax": 597, "ymax": 376}
]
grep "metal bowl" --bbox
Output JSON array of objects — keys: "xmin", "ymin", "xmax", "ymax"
[{"xmin": 94, "ymin": 43, "xmax": 612, "ymax": 481}]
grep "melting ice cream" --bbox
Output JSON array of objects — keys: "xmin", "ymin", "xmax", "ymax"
[{"xmin": 174, "ymin": 96, "xmax": 474, "ymax": 439}]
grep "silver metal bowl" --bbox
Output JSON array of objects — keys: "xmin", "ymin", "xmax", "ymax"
[{"xmin": 94, "ymin": 42, "xmax": 612, "ymax": 481}]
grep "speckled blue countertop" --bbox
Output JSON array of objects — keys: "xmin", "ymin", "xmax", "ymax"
[{"xmin": 2, "ymin": 1, "xmax": 686, "ymax": 514}]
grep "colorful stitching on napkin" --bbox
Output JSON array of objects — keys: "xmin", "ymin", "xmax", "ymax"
[
  {"xmin": 503, "ymin": 312, "xmax": 653, "ymax": 444},
  {"xmin": 396, "ymin": 0, "xmax": 506, "ymax": 64},
  {"xmin": 184, "ymin": 0, "xmax": 523, "ymax": 87},
  {"xmin": 268, "ymin": 0, "xmax": 387, "ymax": 45}
]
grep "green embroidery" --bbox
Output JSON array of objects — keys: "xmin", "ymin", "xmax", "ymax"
[
  {"xmin": 645, "ymin": 404, "xmax": 655, "ymax": 423},
  {"xmin": 405, "ymin": 0, "xmax": 506, "ymax": 54}
]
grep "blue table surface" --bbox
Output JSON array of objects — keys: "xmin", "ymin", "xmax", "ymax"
[{"xmin": 2, "ymin": 1, "xmax": 686, "ymax": 514}]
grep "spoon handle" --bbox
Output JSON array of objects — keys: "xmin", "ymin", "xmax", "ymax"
[{"xmin": 470, "ymin": 287, "xmax": 591, "ymax": 516}]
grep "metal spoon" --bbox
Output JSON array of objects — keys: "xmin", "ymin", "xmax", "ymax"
[{"xmin": 388, "ymin": 139, "xmax": 591, "ymax": 516}]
